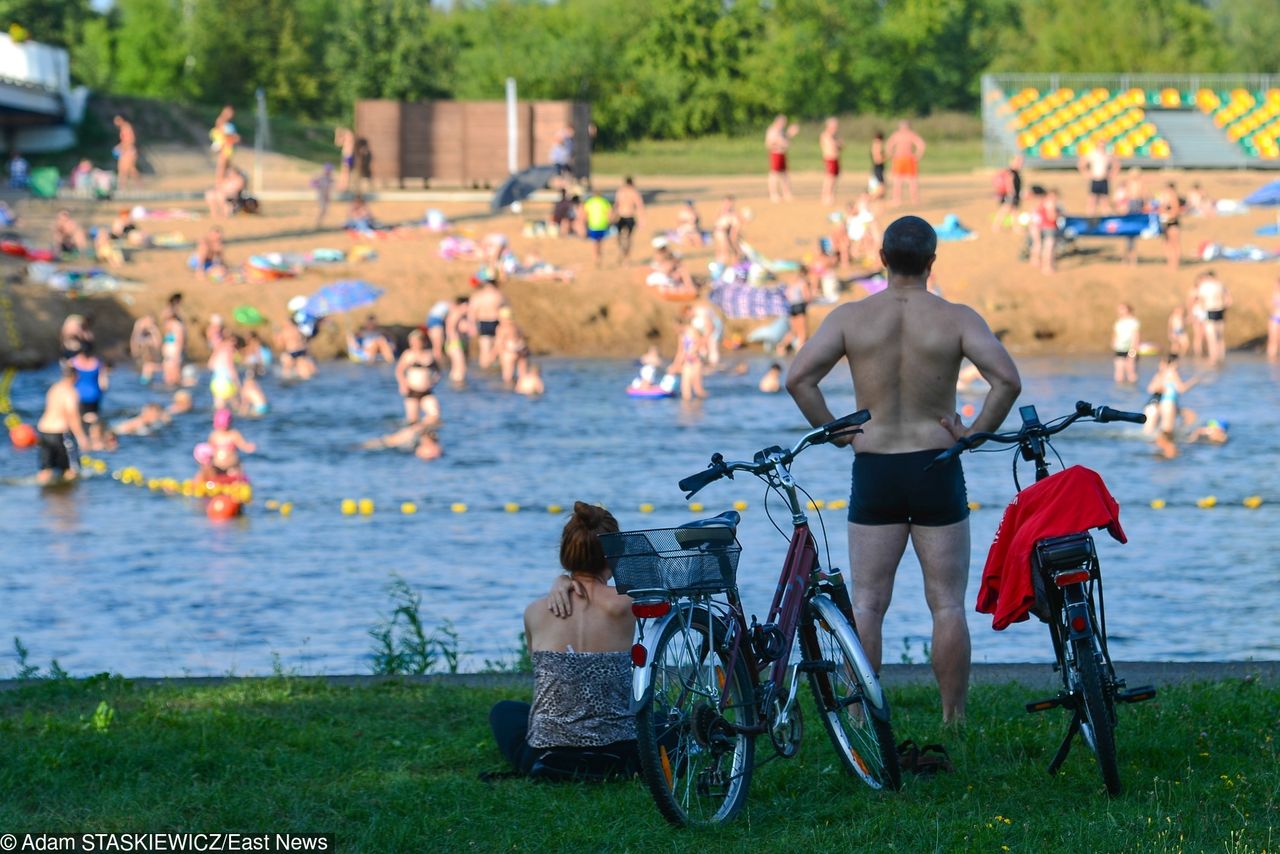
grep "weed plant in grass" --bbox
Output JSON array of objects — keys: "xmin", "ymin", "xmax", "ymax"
[
  {"xmin": 594, "ymin": 112, "xmax": 984, "ymax": 177},
  {"xmin": 0, "ymin": 675, "xmax": 1275, "ymax": 851}
]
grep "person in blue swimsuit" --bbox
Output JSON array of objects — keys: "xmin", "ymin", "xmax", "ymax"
[
  {"xmin": 71, "ymin": 345, "xmax": 109, "ymax": 449},
  {"xmin": 1147, "ymin": 354, "xmax": 1197, "ymax": 459}
]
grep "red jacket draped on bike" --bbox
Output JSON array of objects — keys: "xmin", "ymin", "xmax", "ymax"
[{"xmin": 978, "ymin": 465, "xmax": 1126, "ymax": 630}]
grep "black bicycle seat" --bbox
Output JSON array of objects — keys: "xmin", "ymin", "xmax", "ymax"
[{"xmin": 674, "ymin": 511, "xmax": 740, "ymax": 547}]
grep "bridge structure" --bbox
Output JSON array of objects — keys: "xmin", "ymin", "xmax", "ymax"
[{"xmin": 0, "ymin": 34, "xmax": 87, "ymax": 153}]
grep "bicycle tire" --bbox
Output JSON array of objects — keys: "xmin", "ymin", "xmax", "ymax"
[
  {"xmin": 635, "ymin": 605, "xmax": 757, "ymax": 826},
  {"xmin": 1071, "ymin": 632, "xmax": 1121, "ymax": 796},
  {"xmin": 801, "ymin": 594, "xmax": 901, "ymax": 791}
]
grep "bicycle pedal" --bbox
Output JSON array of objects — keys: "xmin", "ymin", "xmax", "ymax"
[
  {"xmin": 1025, "ymin": 695, "xmax": 1068, "ymax": 713},
  {"xmin": 1115, "ymin": 685, "xmax": 1157, "ymax": 704},
  {"xmin": 796, "ymin": 659, "xmax": 837, "ymax": 673}
]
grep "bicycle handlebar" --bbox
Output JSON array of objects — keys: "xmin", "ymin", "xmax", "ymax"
[
  {"xmin": 678, "ymin": 410, "xmax": 870, "ymax": 498},
  {"xmin": 928, "ymin": 400, "xmax": 1145, "ymax": 469}
]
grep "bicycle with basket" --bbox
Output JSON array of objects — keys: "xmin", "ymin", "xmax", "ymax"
[{"xmin": 599, "ymin": 410, "xmax": 900, "ymax": 827}]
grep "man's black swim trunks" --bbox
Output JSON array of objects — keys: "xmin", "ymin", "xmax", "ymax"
[{"xmin": 848, "ymin": 449, "xmax": 968, "ymax": 526}]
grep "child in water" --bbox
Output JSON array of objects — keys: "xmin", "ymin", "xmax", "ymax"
[
  {"xmin": 238, "ymin": 371, "xmax": 269, "ymax": 416},
  {"xmin": 207, "ymin": 408, "xmax": 256, "ymax": 478}
]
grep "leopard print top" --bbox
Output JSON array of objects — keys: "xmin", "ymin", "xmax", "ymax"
[{"xmin": 526, "ymin": 650, "xmax": 635, "ymax": 748}]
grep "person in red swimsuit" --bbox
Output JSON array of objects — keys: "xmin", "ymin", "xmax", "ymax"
[
  {"xmin": 765, "ymin": 114, "xmax": 799, "ymax": 203},
  {"xmin": 819, "ymin": 117, "xmax": 843, "ymax": 206}
]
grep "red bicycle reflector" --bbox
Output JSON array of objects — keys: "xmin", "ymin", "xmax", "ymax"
[
  {"xmin": 631, "ymin": 643, "xmax": 647, "ymax": 667},
  {"xmin": 632, "ymin": 601, "xmax": 672, "ymax": 619},
  {"xmin": 1054, "ymin": 569, "xmax": 1091, "ymax": 587},
  {"xmin": 1071, "ymin": 615, "xmax": 1088, "ymax": 633}
]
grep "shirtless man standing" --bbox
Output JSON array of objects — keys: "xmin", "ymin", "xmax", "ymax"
[
  {"xmin": 114, "ymin": 115, "xmax": 139, "ymax": 188},
  {"xmin": 786, "ymin": 216, "xmax": 1021, "ymax": 724},
  {"xmin": 819, "ymin": 117, "xmax": 842, "ymax": 206},
  {"xmin": 765, "ymin": 114, "xmax": 799, "ymax": 203},
  {"xmin": 1195, "ymin": 270, "xmax": 1231, "ymax": 365},
  {"xmin": 36, "ymin": 364, "xmax": 91, "ymax": 484},
  {"xmin": 277, "ymin": 318, "xmax": 316, "ymax": 381},
  {"xmin": 613, "ymin": 176, "xmax": 645, "ymax": 263},
  {"xmin": 1079, "ymin": 142, "xmax": 1118, "ymax": 216},
  {"xmin": 470, "ymin": 279, "xmax": 508, "ymax": 370},
  {"xmin": 885, "ymin": 121, "xmax": 926, "ymax": 206}
]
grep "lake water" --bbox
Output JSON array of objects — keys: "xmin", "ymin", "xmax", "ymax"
[{"xmin": 3, "ymin": 355, "xmax": 1278, "ymax": 676}]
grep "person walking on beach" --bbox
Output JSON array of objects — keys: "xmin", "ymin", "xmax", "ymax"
[
  {"xmin": 1078, "ymin": 142, "xmax": 1118, "ymax": 216},
  {"xmin": 886, "ymin": 120, "xmax": 926, "ymax": 206},
  {"xmin": 113, "ymin": 115, "xmax": 139, "ymax": 188},
  {"xmin": 1159, "ymin": 182, "xmax": 1183, "ymax": 270},
  {"xmin": 582, "ymin": 191, "xmax": 613, "ymax": 267},
  {"xmin": 1195, "ymin": 270, "xmax": 1230, "ymax": 365},
  {"xmin": 334, "ymin": 127, "xmax": 356, "ymax": 193},
  {"xmin": 785, "ymin": 216, "xmax": 1021, "ymax": 724},
  {"xmin": 765, "ymin": 114, "xmax": 799, "ymax": 203},
  {"xmin": 613, "ymin": 176, "xmax": 645, "ymax": 263},
  {"xmin": 712, "ymin": 196, "xmax": 742, "ymax": 266},
  {"xmin": 209, "ymin": 105, "xmax": 239, "ymax": 185},
  {"xmin": 1112, "ymin": 303, "xmax": 1140, "ymax": 384},
  {"xmin": 35, "ymin": 363, "xmax": 91, "ymax": 484},
  {"xmin": 869, "ymin": 131, "xmax": 886, "ymax": 199},
  {"xmin": 819, "ymin": 117, "xmax": 842, "ymax": 206}
]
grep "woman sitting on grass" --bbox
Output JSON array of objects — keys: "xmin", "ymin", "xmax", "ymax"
[{"xmin": 489, "ymin": 502, "xmax": 637, "ymax": 780}]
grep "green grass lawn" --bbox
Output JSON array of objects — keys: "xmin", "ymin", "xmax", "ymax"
[
  {"xmin": 1, "ymin": 675, "xmax": 1275, "ymax": 851},
  {"xmin": 594, "ymin": 112, "xmax": 985, "ymax": 177}
]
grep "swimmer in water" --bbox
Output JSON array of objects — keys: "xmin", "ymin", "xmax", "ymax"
[
  {"xmin": 394, "ymin": 329, "xmax": 442, "ymax": 423},
  {"xmin": 168, "ymin": 389, "xmax": 193, "ymax": 415},
  {"xmin": 1146, "ymin": 354, "xmax": 1197, "ymax": 459},
  {"xmin": 515, "ymin": 362, "xmax": 544, "ymax": 396},
  {"xmin": 238, "ymin": 371, "xmax": 268, "ymax": 416},
  {"xmin": 208, "ymin": 336, "xmax": 240, "ymax": 410},
  {"xmin": 758, "ymin": 363, "xmax": 783, "ymax": 393},
  {"xmin": 277, "ymin": 318, "xmax": 316, "ymax": 381},
  {"xmin": 1187, "ymin": 418, "xmax": 1229, "ymax": 445},
  {"xmin": 207, "ymin": 408, "xmax": 256, "ymax": 478},
  {"xmin": 362, "ymin": 421, "xmax": 442, "ymax": 460},
  {"xmin": 114, "ymin": 402, "xmax": 171, "ymax": 436}
]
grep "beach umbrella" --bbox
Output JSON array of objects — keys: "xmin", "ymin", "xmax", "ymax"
[
  {"xmin": 1243, "ymin": 180, "xmax": 1280, "ymax": 207},
  {"xmin": 303, "ymin": 279, "xmax": 384, "ymax": 318},
  {"xmin": 491, "ymin": 164, "xmax": 559, "ymax": 213}
]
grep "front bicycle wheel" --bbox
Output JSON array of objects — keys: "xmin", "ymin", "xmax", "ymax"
[
  {"xmin": 800, "ymin": 594, "xmax": 901, "ymax": 791},
  {"xmin": 1071, "ymin": 632, "xmax": 1121, "ymax": 796},
  {"xmin": 635, "ymin": 605, "xmax": 757, "ymax": 826}
]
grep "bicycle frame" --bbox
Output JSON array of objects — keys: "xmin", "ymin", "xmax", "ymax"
[{"xmin": 629, "ymin": 445, "xmax": 881, "ymax": 737}]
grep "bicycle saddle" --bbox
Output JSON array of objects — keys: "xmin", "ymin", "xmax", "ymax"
[{"xmin": 674, "ymin": 511, "xmax": 740, "ymax": 547}]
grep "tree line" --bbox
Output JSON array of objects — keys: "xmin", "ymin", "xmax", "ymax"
[{"xmin": 5, "ymin": 0, "xmax": 1278, "ymax": 146}]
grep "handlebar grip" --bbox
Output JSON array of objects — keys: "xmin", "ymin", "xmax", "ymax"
[
  {"xmin": 823, "ymin": 409, "xmax": 871, "ymax": 435},
  {"xmin": 678, "ymin": 466, "xmax": 722, "ymax": 497},
  {"xmin": 1098, "ymin": 406, "xmax": 1146, "ymax": 425},
  {"xmin": 925, "ymin": 442, "xmax": 964, "ymax": 471}
]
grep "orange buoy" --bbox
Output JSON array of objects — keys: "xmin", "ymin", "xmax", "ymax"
[
  {"xmin": 961, "ymin": 403, "xmax": 976, "ymax": 419},
  {"xmin": 206, "ymin": 494, "xmax": 242, "ymax": 521},
  {"xmin": 9, "ymin": 422, "xmax": 36, "ymax": 449}
]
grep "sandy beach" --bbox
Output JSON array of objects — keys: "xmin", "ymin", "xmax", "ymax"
[{"xmin": 4, "ymin": 165, "xmax": 1279, "ymax": 367}]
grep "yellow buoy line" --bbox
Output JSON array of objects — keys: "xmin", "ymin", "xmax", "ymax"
[{"xmin": 72, "ymin": 456, "xmax": 1274, "ymax": 519}]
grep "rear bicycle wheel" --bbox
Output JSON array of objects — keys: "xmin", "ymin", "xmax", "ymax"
[
  {"xmin": 801, "ymin": 594, "xmax": 901, "ymax": 791},
  {"xmin": 635, "ymin": 605, "xmax": 756, "ymax": 826},
  {"xmin": 1071, "ymin": 632, "xmax": 1121, "ymax": 796}
]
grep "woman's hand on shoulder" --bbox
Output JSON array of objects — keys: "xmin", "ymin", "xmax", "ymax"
[{"xmin": 547, "ymin": 574, "xmax": 585, "ymax": 619}]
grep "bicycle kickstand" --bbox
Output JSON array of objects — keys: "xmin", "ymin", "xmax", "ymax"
[{"xmin": 1046, "ymin": 711, "xmax": 1081, "ymax": 776}]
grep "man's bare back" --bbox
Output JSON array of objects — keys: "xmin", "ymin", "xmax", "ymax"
[
  {"xmin": 614, "ymin": 182, "xmax": 642, "ymax": 218},
  {"xmin": 818, "ymin": 290, "xmax": 1003, "ymax": 453},
  {"xmin": 471, "ymin": 283, "xmax": 505, "ymax": 322}
]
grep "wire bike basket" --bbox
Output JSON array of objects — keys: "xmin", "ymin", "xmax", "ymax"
[{"xmin": 599, "ymin": 527, "xmax": 742, "ymax": 595}]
